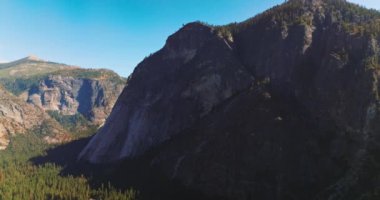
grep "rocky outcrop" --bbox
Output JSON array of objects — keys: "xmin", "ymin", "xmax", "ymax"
[
  {"xmin": 0, "ymin": 86, "xmax": 69, "ymax": 149},
  {"xmin": 0, "ymin": 57, "xmax": 126, "ymax": 126},
  {"xmin": 0, "ymin": 56, "xmax": 125, "ymax": 149},
  {"xmin": 25, "ymin": 73, "xmax": 125, "ymax": 125},
  {"xmin": 80, "ymin": 22, "xmax": 254, "ymax": 161},
  {"xmin": 80, "ymin": 0, "xmax": 380, "ymax": 199}
]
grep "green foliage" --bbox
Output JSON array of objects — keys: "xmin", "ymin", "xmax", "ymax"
[
  {"xmin": 363, "ymin": 55, "xmax": 379, "ymax": 70},
  {"xmin": 0, "ymin": 60, "xmax": 64, "ymax": 78},
  {"xmin": 0, "ymin": 75, "xmax": 45, "ymax": 96},
  {"xmin": 0, "ymin": 133, "xmax": 137, "ymax": 200},
  {"xmin": 47, "ymin": 111, "xmax": 91, "ymax": 132},
  {"xmin": 214, "ymin": 0, "xmax": 308, "ymax": 37},
  {"xmin": 214, "ymin": 0, "xmax": 380, "ymax": 39},
  {"xmin": 328, "ymin": 0, "xmax": 380, "ymax": 23},
  {"xmin": 50, "ymin": 68, "xmax": 126, "ymax": 84},
  {"xmin": 325, "ymin": 0, "xmax": 380, "ymax": 36},
  {"xmin": 0, "ymin": 67, "xmax": 126, "ymax": 96}
]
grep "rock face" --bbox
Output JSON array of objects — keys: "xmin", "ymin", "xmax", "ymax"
[
  {"xmin": 80, "ymin": 0, "xmax": 380, "ymax": 199},
  {"xmin": 0, "ymin": 57, "xmax": 125, "ymax": 125},
  {"xmin": 80, "ymin": 22, "xmax": 254, "ymax": 161},
  {"xmin": 25, "ymin": 73, "xmax": 125, "ymax": 124},
  {"xmin": 0, "ymin": 86, "xmax": 69, "ymax": 149}
]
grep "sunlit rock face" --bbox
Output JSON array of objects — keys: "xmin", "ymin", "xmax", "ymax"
[
  {"xmin": 0, "ymin": 56, "xmax": 125, "ymax": 149},
  {"xmin": 0, "ymin": 57, "xmax": 126, "ymax": 126},
  {"xmin": 80, "ymin": 0, "xmax": 380, "ymax": 199},
  {"xmin": 26, "ymin": 74, "xmax": 125, "ymax": 125},
  {"xmin": 0, "ymin": 86, "xmax": 70, "ymax": 149}
]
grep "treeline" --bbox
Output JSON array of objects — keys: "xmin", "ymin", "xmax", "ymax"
[
  {"xmin": 0, "ymin": 132, "xmax": 137, "ymax": 200},
  {"xmin": 214, "ymin": 0, "xmax": 380, "ymax": 39},
  {"xmin": 0, "ymin": 162, "xmax": 136, "ymax": 200}
]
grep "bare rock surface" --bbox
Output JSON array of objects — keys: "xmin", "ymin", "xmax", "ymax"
[
  {"xmin": 0, "ymin": 57, "xmax": 126, "ymax": 125},
  {"xmin": 0, "ymin": 85, "xmax": 69, "ymax": 149}
]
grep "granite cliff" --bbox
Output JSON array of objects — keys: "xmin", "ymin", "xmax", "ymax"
[
  {"xmin": 0, "ymin": 56, "xmax": 125, "ymax": 126},
  {"xmin": 80, "ymin": 0, "xmax": 380, "ymax": 199},
  {"xmin": 0, "ymin": 85, "xmax": 70, "ymax": 149}
]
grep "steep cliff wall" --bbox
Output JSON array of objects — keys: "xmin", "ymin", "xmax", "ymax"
[
  {"xmin": 80, "ymin": 22, "xmax": 254, "ymax": 161},
  {"xmin": 80, "ymin": 0, "xmax": 380, "ymax": 199},
  {"xmin": 25, "ymin": 73, "xmax": 125, "ymax": 125},
  {"xmin": 0, "ymin": 86, "xmax": 69, "ymax": 149},
  {"xmin": 0, "ymin": 58, "xmax": 126, "ymax": 126}
]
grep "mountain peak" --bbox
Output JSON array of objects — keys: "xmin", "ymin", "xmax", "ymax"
[
  {"xmin": 24, "ymin": 55, "xmax": 43, "ymax": 62},
  {"xmin": 287, "ymin": 0, "xmax": 347, "ymax": 6},
  {"xmin": 288, "ymin": 0, "xmax": 322, "ymax": 3}
]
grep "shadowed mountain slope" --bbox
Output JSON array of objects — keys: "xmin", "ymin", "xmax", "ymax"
[{"xmin": 80, "ymin": 0, "xmax": 380, "ymax": 199}]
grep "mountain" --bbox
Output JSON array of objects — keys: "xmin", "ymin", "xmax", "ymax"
[
  {"xmin": 79, "ymin": 0, "xmax": 380, "ymax": 199},
  {"xmin": 0, "ymin": 55, "xmax": 76, "ymax": 78},
  {"xmin": 0, "ymin": 56, "xmax": 126, "ymax": 126},
  {"xmin": 0, "ymin": 85, "xmax": 70, "ymax": 149}
]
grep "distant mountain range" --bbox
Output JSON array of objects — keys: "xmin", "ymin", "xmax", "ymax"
[{"xmin": 0, "ymin": 56, "xmax": 125, "ymax": 149}]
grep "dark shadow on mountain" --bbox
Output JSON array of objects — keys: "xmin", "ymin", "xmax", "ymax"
[
  {"xmin": 30, "ymin": 137, "xmax": 226, "ymax": 200},
  {"xmin": 31, "ymin": 136, "xmax": 92, "ymax": 171},
  {"xmin": 76, "ymin": 79, "xmax": 93, "ymax": 118}
]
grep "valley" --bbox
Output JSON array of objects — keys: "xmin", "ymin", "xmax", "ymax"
[
  {"xmin": 0, "ymin": 56, "xmax": 134, "ymax": 199},
  {"xmin": 0, "ymin": 129, "xmax": 136, "ymax": 200},
  {"xmin": 2, "ymin": 0, "xmax": 380, "ymax": 199}
]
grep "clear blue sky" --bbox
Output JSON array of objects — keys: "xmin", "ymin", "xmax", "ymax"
[{"xmin": 0, "ymin": 0, "xmax": 378, "ymax": 77}]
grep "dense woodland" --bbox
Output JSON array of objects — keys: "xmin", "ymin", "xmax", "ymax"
[
  {"xmin": 0, "ymin": 131, "xmax": 137, "ymax": 200},
  {"xmin": 215, "ymin": 0, "xmax": 380, "ymax": 38}
]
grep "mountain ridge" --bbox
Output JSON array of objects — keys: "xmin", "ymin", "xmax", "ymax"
[
  {"xmin": 0, "ymin": 55, "xmax": 126, "ymax": 149},
  {"xmin": 79, "ymin": 0, "xmax": 380, "ymax": 199},
  {"xmin": 0, "ymin": 56, "xmax": 126, "ymax": 125}
]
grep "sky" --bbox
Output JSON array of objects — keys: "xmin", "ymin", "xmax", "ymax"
[{"xmin": 0, "ymin": 0, "xmax": 379, "ymax": 77}]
